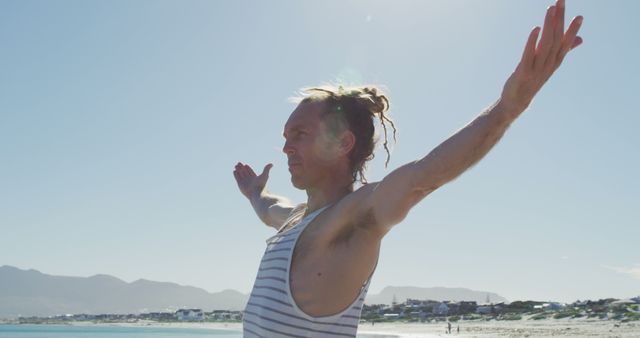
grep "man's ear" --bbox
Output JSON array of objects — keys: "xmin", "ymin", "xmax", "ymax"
[{"xmin": 339, "ymin": 130, "xmax": 355, "ymax": 156}]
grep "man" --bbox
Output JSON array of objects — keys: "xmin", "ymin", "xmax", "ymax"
[{"xmin": 234, "ymin": 1, "xmax": 583, "ymax": 336}]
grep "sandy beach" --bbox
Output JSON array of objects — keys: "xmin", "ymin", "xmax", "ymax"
[
  {"xmin": 357, "ymin": 317, "xmax": 640, "ymax": 337},
  {"xmin": 72, "ymin": 317, "xmax": 640, "ymax": 337}
]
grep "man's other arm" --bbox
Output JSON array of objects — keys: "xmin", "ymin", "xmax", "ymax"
[
  {"xmin": 249, "ymin": 190, "xmax": 295, "ymax": 229},
  {"xmin": 233, "ymin": 162, "xmax": 294, "ymax": 229}
]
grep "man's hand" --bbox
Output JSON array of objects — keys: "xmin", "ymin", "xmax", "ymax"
[
  {"xmin": 233, "ymin": 162, "xmax": 273, "ymax": 200},
  {"xmin": 233, "ymin": 162, "xmax": 295, "ymax": 228},
  {"xmin": 501, "ymin": 0, "xmax": 583, "ymax": 117}
]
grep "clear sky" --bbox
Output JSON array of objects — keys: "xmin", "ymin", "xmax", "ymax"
[{"xmin": 1, "ymin": 0, "xmax": 638, "ymax": 304}]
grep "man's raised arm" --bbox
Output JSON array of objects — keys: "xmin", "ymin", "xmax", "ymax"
[
  {"xmin": 233, "ymin": 162, "xmax": 295, "ymax": 229},
  {"xmin": 361, "ymin": 0, "xmax": 583, "ymax": 237}
]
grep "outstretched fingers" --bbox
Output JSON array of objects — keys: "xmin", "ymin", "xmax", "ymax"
[
  {"xmin": 521, "ymin": 26, "xmax": 541, "ymax": 71},
  {"xmin": 234, "ymin": 162, "xmax": 247, "ymax": 179},
  {"xmin": 557, "ymin": 16, "xmax": 584, "ymax": 63},
  {"xmin": 548, "ymin": 0, "xmax": 565, "ymax": 65},
  {"xmin": 234, "ymin": 162, "xmax": 260, "ymax": 181},
  {"xmin": 247, "ymin": 165, "xmax": 257, "ymax": 177},
  {"xmin": 501, "ymin": 0, "xmax": 583, "ymax": 113},
  {"xmin": 533, "ymin": 5, "xmax": 557, "ymax": 71}
]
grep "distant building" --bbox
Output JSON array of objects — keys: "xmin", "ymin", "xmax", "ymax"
[
  {"xmin": 176, "ymin": 309, "xmax": 204, "ymax": 321},
  {"xmin": 457, "ymin": 301, "xmax": 478, "ymax": 314},
  {"xmin": 573, "ymin": 300, "xmax": 588, "ymax": 307},
  {"xmin": 445, "ymin": 302, "xmax": 460, "ymax": 315},
  {"xmin": 609, "ymin": 299, "xmax": 636, "ymax": 310},
  {"xmin": 476, "ymin": 306, "xmax": 492, "ymax": 315},
  {"xmin": 405, "ymin": 299, "xmax": 423, "ymax": 309},
  {"xmin": 544, "ymin": 302, "xmax": 566, "ymax": 311},
  {"xmin": 205, "ymin": 310, "xmax": 243, "ymax": 321},
  {"xmin": 140, "ymin": 312, "xmax": 175, "ymax": 321},
  {"xmin": 434, "ymin": 302, "xmax": 449, "ymax": 316}
]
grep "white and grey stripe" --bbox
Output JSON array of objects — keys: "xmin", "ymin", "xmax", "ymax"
[{"xmin": 243, "ymin": 204, "xmax": 376, "ymax": 338}]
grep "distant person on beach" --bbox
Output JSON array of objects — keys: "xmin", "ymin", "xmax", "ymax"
[{"xmin": 234, "ymin": 0, "xmax": 583, "ymax": 336}]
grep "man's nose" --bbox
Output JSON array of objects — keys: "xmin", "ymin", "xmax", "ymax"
[{"xmin": 282, "ymin": 142, "xmax": 295, "ymax": 155}]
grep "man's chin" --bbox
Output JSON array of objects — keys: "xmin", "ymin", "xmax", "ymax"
[{"xmin": 290, "ymin": 177, "xmax": 306, "ymax": 190}]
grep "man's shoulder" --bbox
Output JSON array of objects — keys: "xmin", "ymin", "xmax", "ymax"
[
  {"xmin": 321, "ymin": 182, "xmax": 382, "ymax": 239},
  {"xmin": 340, "ymin": 182, "xmax": 380, "ymax": 208},
  {"xmin": 324, "ymin": 182, "xmax": 379, "ymax": 219}
]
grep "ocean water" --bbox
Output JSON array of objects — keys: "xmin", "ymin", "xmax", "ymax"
[
  {"xmin": 0, "ymin": 325, "xmax": 240, "ymax": 338},
  {"xmin": 0, "ymin": 325, "xmax": 398, "ymax": 338}
]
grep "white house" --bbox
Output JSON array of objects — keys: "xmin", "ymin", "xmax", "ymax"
[
  {"xmin": 545, "ymin": 302, "xmax": 566, "ymax": 311},
  {"xmin": 176, "ymin": 309, "xmax": 204, "ymax": 321}
]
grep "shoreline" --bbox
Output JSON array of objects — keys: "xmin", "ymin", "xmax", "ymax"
[{"xmin": 4, "ymin": 317, "xmax": 639, "ymax": 337}]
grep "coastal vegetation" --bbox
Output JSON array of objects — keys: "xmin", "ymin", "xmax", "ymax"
[
  {"xmin": 360, "ymin": 297, "xmax": 640, "ymax": 324},
  {"xmin": 2, "ymin": 297, "xmax": 638, "ymax": 326}
]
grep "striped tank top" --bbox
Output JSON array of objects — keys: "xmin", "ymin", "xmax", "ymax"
[{"xmin": 243, "ymin": 203, "xmax": 376, "ymax": 338}]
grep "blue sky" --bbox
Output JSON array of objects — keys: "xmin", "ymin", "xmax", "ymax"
[{"xmin": 1, "ymin": 0, "xmax": 638, "ymax": 303}]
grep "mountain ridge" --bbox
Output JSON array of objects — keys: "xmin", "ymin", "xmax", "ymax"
[
  {"xmin": 0, "ymin": 265, "xmax": 507, "ymax": 318},
  {"xmin": 365, "ymin": 285, "xmax": 507, "ymax": 304},
  {"xmin": 0, "ymin": 265, "xmax": 247, "ymax": 318}
]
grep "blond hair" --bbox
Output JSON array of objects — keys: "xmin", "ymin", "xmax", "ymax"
[{"xmin": 289, "ymin": 84, "xmax": 397, "ymax": 185}]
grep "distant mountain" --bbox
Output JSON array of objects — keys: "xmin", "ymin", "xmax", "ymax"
[
  {"xmin": 0, "ymin": 265, "xmax": 248, "ymax": 319},
  {"xmin": 365, "ymin": 286, "xmax": 507, "ymax": 305},
  {"xmin": 0, "ymin": 265, "xmax": 508, "ymax": 319}
]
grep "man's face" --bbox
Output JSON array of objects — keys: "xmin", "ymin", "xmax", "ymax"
[{"xmin": 282, "ymin": 101, "xmax": 342, "ymax": 189}]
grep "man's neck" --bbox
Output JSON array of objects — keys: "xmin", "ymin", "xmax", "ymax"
[{"xmin": 304, "ymin": 177, "xmax": 354, "ymax": 215}]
